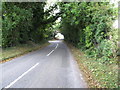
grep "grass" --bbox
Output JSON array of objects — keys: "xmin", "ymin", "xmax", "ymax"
[
  {"xmin": 0, "ymin": 41, "xmax": 49, "ymax": 63},
  {"xmin": 67, "ymin": 43, "xmax": 118, "ymax": 88}
]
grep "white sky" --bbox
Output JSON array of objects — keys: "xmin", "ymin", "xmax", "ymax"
[
  {"xmin": 110, "ymin": 0, "xmax": 119, "ymax": 7},
  {"xmin": 44, "ymin": 0, "xmax": 61, "ymax": 22}
]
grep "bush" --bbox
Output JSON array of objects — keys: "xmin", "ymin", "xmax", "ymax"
[{"xmin": 59, "ymin": 2, "xmax": 118, "ymax": 64}]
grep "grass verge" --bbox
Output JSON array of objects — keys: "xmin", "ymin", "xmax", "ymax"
[
  {"xmin": 0, "ymin": 41, "xmax": 50, "ymax": 63},
  {"xmin": 67, "ymin": 43, "xmax": 118, "ymax": 88}
]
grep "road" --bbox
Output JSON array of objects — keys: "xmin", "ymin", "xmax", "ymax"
[{"xmin": 0, "ymin": 40, "xmax": 87, "ymax": 88}]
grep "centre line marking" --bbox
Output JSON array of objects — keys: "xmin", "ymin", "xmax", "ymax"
[
  {"xmin": 46, "ymin": 50, "xmax": 54, "ymax": 56},
  {"xmin": 5, "ymin": 63, "xmax": 39, "ymax": 88},
  {"xmin": 46, "ymin": 44, "xmax": 59, "ymax": 56},
  {"xmin": 55, "ymin": 44, "xmax": 59, "ymax": 49}
]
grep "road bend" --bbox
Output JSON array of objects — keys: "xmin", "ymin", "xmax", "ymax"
[{"xmin": 1, "ymin": 40, "xmax": 87, "ymax": 88}]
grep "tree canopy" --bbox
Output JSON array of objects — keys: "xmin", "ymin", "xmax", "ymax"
[
  {"xmin": 58, "ymin": 2, "xmax": 118, "ymax": 64},
  {"xmin": 2, "ymin": 2, "xmax": 118, "ymax": 65},
  {"xmin": 2, "ymin": 2, "xmax": 60, "ymax": 47}
]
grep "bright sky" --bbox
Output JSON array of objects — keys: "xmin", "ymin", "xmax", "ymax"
[
  {"xmin": 110, "ymin": 0, "xmax": 119, "ymax": 7},
  {"xmin": 44, "ymin": 0, "xmax": 61, "ymax": 22}
]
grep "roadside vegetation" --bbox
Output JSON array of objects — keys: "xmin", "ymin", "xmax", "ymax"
[
  {"xmin": 59, "ymin": 2, "xmax": 118, "ymax": 88},
  {"xmin": 1, "ymin": 2, "xmax": 59, "ymax": 61},
  {"xmin": 68, "ymin": 43, "xmax": 118, "ymax": 88},
  {"xmin": 1, "ymin": 41, "xmax": 49, "ymax": 63},
  {"xmin": 2, "ymin": 2, "xmax": 59, "ymax": 48},
  {"xmin": 1, "ymin": 1, "xmax": 119, "ymax": 88}
]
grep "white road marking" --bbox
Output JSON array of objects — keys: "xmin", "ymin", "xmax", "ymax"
[
  {"xmin": 46, "ymin": 44, "xmax": 59, "ymax": 56},
  {"xmin": 5, "ymin": 63, "xmax": 39, "ymax": 88},
  {"xmin": 46, "ymin": 50, "xmax": 54, "ymax": 56},
  {"xmin": 55, "ymin": 44, "xmax": 59, "ymax": 49}
]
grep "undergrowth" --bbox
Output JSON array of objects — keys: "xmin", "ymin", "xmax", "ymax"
[{"xmin": 68, "ymin": 43, "xmax": 118, "ymax": 88}]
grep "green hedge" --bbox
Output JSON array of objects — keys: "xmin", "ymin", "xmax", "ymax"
[{"xmin": 59, "ymin": 2, "xmax": 118, "ymax": 64}]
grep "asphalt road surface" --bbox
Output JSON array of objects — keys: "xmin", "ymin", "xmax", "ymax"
[{"xmin": 0, "ymin": 40, "xmax": 87, "ymax": 89}]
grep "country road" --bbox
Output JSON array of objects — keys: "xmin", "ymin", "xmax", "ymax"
[{"xmin": 0, "ymin": 40, "xmax": 87, "ymax": 88}]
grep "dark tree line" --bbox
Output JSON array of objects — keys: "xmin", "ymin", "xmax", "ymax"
[{"xmin": 2, "ymin": 2, "xmax": 60, "ymax": 48}]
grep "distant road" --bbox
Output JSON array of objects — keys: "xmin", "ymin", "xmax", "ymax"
[{"xmin": 1, "ymin": 40, "xmax": 87, "ymax": 88}]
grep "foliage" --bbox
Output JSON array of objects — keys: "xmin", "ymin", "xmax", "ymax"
[
  {"xmin": 59, "ymin": 2, "xmax": 118, "ymax": 64},
  {"xmin": 1, "ymin": 41, "xmax": 49, "ymax": 61},
  {"xmin": 69, "ymin": 43, "xmax": 118, "ymax": 88},
  {"xmin": 1, "ymin": 2, "xmax": 118, "ymax": 88},
  {"xmin": 2, "ymin": 2, "xmax": 58, "ymax": 48}
]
